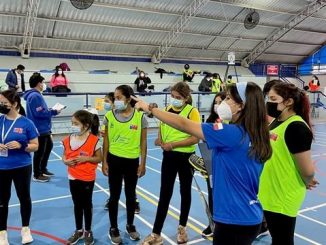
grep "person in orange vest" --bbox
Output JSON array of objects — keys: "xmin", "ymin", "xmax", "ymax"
[
  {"xmin": 62, "ymin": 110, "xmax": 102, "ymax": 245},
  {"xmin": 308, "ymin": 75, "xmax": 320, "ymax": 91}
]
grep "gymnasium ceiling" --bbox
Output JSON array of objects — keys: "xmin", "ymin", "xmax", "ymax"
[{"xmin": 0, "ymin": 0, "xmax": 326, "ymax": 64}]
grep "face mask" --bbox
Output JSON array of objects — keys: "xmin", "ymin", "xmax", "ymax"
[
  {"xmin": 216, "ymin": 101, "xmax": 232, "ymax": 121},
  {"xmin": 140, "ymin": 73, "xmax": 145, "ymax": 78},
  {"xmin": 171, "ymin": 98, "xmax": 184, "ymax": 108},
  {"xmin": 266, "ymin": 102, "xmax": 283, "ymax": 118},
  {"xmin": 0, "ymin": 104, "xmax": 11, "ymax": 114},
  {"xmin": 114, "ymin": 100, "xmax": 127, "ymax": 111},
  {"xmin": 71, "ymin": 126, "xmax": 82, "ymax": 135},
  {"xmin": 42, "ymin": 83, "xmax": 47, "ymax": 92},
  {"xmin": 214, "ymin": 104, "xmax": 219, "ymax": 114},
  {"xmin": 104, "ymin": 102, "xmax": 112, "ymax": 111},
  {"xmin": 58, "ymin": 71, "xmax": 63, "ymax": 75}
]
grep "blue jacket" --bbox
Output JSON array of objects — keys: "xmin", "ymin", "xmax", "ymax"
[
  {"xmin": 23, "ymin": 89, "xmax": 58, "ymax": 135},
  {"xmin": 5, "ymin": 69, "xmax": 26, "ymax": 91}
]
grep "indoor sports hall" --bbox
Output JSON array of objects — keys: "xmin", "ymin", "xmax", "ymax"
[{"xmin": 0, "ymin": 0, "xmax": 325, "ymax": 245}]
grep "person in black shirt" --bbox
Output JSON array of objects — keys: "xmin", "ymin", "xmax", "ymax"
[{"xmin": 134, "ymin": 71, "xmax": 151, "ymax": 93}]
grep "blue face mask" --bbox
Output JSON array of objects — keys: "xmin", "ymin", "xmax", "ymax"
[
  {"xmin": 114, "ymin": 100, "xmax": 127, "ymax": 111},
  {"xmin": 171, "ymin": 98, "xmax": 184, "ymax": 108},
  {"xmin": 104, "ymin": 102, "xmax": 112, "ymax": 111}
]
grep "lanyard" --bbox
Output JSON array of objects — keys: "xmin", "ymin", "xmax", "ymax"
[{"xmin": 1, "ymin": 116, "xmax": 18, "ymax": 143}]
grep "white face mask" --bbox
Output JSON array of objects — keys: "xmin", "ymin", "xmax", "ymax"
[
  {"xmin": 216, "ymin": 101, "xmax": 232, "ymax": 121},
  {"xmin": 214, "ymin": 104, "xmax": 219, "ymax": 114},
  {"xmin": 58, "ymin": 70, "xmax": 63, "ymax": 75},
  {"xmin": 114, "ymin": 100, "xmax": 127, "ymax": 111},
  {"xmin": 171, "ymin": 97, "xmax": 184, "ymax": 108},
  {"xmin": 71, "ymin": 125, "xmax": 82, "ymax": 135},
  {"xmin": 41, "ymin": 83, "xmax": 47, "ymax": 92}
]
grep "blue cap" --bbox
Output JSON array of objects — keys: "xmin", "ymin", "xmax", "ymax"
[{"xmin": 236, "ymin": 82, "xmax": 248, "ymax": 103}]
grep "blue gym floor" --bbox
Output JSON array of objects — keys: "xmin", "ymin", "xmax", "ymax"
[{"xmin": 7, "ymin": 123, "xmax": 326, "ymax": 245}]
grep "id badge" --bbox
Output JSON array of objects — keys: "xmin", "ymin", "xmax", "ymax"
[{"xmin": 0, "ymin": 149, "xmax": 8, "ymax": 157}]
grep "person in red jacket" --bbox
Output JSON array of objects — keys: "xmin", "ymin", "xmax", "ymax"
[
  {"xmin": 308, "ymin": 75, "xmax": 320, "ymax": 91},
  {"xmin": 62, "ymin": 110, "xmax": 102, "ymax": 245}
]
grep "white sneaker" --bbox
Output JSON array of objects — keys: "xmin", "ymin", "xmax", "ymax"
[
  {"xmin": 21, "ymin": 227, "xmax": 33, "ymax": 244},
  {"xmin": 0, "ymin": 230, "xmax": 9, "ymax": 245}
]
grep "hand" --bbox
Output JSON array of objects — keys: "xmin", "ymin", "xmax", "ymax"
[
  {"xmin": 73, "ymin": 155, "xmax": 88, "ymax": 164},
  {"xmin": 56, "ymin": 109, "xmax": 62, "ymax": 115},
  {"xmin": 154, "ymin": 138, "xmax": 162, "ymax": 146},
  {"xmin": 306, "ymin": 178, "xmax": 319, "ymax": 190},
  {"xmin": 161, "ymin": 142, "xmax": 173, "ymax": 151},
  {"xmin": 0, "ymin": 144, "xmax": 7, "ymax": 150},
  {"xmin": 137, "ymin": 164, "xmax": 146, "ymax": 178},
  {"xmin": 100, "ymin": 130, "xmax": 105, "ymax": 137},
  {"xmin": 63, "ymin": 158, "xmax": 76, "ymax": 166},
  {"xmin": 131, "ymin": 96, "xmax": 150, "ymax": 113},
  {"xmin": 102, "ymin": 161, "xmax": 109, "ymax": 176},
  {"xmin": 5, "ymin": 141, "xmax": 22, "ymax": 150}
]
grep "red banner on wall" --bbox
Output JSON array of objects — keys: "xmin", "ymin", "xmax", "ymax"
[{"xmin": 266, "ymin": 65, "xmax": 279, "ymax": 76}]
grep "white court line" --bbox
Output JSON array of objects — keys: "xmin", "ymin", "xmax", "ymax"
[
  {"xmin": 94, "ymin": 182, "xmax": 177, "ymax": 245},
  {"xmin": 312, "ymin": 143, "xmax": 326, "ymax": 147},
  {"xmin": 187, "ymin": 238, "xmax": 207, "ymax": 245},
  {"xmin": 299, "ymin": 202, "xmax": 326, "ymax": 213},
  {"xmin": 294, "ymin": 233, "xmax": 322, "ymax": 245},
  {"xmin": 312, "ymin": 153, "xmax": 326, "ymax": 157},
  {"xmin": 136, "ymin": 185, "xmax": 207, "ymax": 229},
  {"xmin": 9, "ymin": 189, "xmax": 104, "ymax": 207},
  {"xmin": 298, "ymin": 214, "xmax": 326, "ymax": 226},
  {"xmin": 147, "ymin": 155, "xmax": 208, "ymax": 196},
  {"xmin": 51, "ymin": 150, "xmax": 63, "ymax": 159}
]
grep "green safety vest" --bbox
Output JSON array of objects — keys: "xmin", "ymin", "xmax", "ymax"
[
  {"xmin": 160, "ymin": 104, "xmax": 196, "ymax": 153},
  {"xmin": 106, "ymin": 109, "xmax": 143, "ymax": 159},
  {"xmin": 259, "ymin": 115, "xmax": 307, "ymax": 217},
  {"xmin": 211, "ymin": 79, "xmax": 222, "ymax": 92}
]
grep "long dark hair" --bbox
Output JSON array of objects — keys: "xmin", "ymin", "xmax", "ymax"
[
  {"xmin": 228, "ymin": 82, "xmax": 272, "ymax": 163},
  {"xmin": 0, "ymin": 89, "xmax": 24, "ymax": 114},
  {"xmin": 207, "ymin": 92, "xmax": 226, "ymax": 123},
  {"xmin": 272, "ymin": 83, "xmax": 312, "ymax": 129},
  {"xmin": 171, "ymin": 82, "xmax": 192, "ymax": 105},
  {"xmin": 72, "ymin": 110, "xmax": 99, "ymax": 136},
  {"xmin": 115, "ymin": 85, "xmax": 137, "ymax": 107},
  {"xmin": 263, "ymin": 79, "xmax": 284, "ymax": 97},
  {"xmin": 54, "ymin": 65, "xmax": 66, "ymax": 78}
]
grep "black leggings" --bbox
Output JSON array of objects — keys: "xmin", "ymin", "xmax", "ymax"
[
  {"xmin": 153, "ymin": 151, "xmax": 193, "ymax": 235},
  {"xmin": 264, "ymin": 211, "xmax": 296, "ymax": 245},
  {"xmin": 0, "ymin": 165, "xmax": 32, "ymax": 230},
  {"xmin": 213, "ymin": 222, "xmax": 261, "ymax": 245},
  {"xmin": 69, "ymin": 179, "xmax": 95, "ymax": 231},
  {"xmin": 107, "ymin": 153, "xmax": 139, "ymax": 228},
  {"xmin": 33, "ymin": 134, "xmax": 53, "ymax": 178}
]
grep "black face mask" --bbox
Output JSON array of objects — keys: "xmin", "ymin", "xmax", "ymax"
[
  {"xmin": 266, "ymin": 102, "xmax": 282, "ymax": 118},
  {"xmin": 0, "ymin": 104, "xmax": 11, "ymax": 115}
]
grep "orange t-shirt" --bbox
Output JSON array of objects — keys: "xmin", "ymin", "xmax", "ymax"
[{"xmin": 62, "ymin": 134, "xmax": 99, "ymax": 181}]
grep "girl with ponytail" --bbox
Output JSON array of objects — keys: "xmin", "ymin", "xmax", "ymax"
[{"xmin": 259, "ymin": 82, "xmax": 318, "ymax": 244}]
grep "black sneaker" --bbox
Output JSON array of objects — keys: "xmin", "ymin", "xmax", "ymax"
[
  {"xmin": 104, "ymin": 199, "xmax": 109, "ymax": 210},
  {"xmin": 135, "ymin": 199, "xmax": 140, "ymax": 214},
  {"xmin": 201, "ymin": 226, "xmax": 213, "ymax": 238},
  {"xmin": 42, "ymin": 170, "xmax": 54, "ymax": 176},
  {"xmin": 188, "ymin": 154, "xmax": 208, "ymax": 177},
  {"xmin": 108, "ymin": 227, "xmax": 122, "ymax": 244},
  {"xmin": 84, "ymin": 231, "xmax": 94, "ymax": 245},
  {"xmin": 33, "ymin": 175, "xmax": 50, "ymax": 183},
  {"xmin": 126, "ymin": 224, "xmax": 140, "ymax": 241},
  {"xmin": 67, "ymin": 230, "xmax": 84, "ymax": 245}
]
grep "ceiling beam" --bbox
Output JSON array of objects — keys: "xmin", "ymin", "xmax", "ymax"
[
  {"xmin": 0, "ymin": 12, "xmax": 322, "ymax": 47},
  {"xmin": 244, "ymin": 0, "xmax": 326, "ymax": 64},
  {"xmin": 0, "ymin": 33, "xmax": 251, "ymax": 53}
]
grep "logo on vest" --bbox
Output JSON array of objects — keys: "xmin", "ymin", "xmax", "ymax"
[
  {"xmin": 270, "ymin": 132, "xmax": 278, "ymax": 141},
  {"xmin": 129, "ymin": 125, "xmax": 138, "ymax": 130},
  {"xmin": 80, "ymin": 151, "xmax": 89, "ymax": 156},
  {"xmin": 13, "ymin": 128, "xmax": 23, "ymax": 133}
]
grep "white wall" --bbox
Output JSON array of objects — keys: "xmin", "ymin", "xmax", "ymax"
[{"xmin": 0, "ymin": 55, "xmax": 264, "ymax": 93}]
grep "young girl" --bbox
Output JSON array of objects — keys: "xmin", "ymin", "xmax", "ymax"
[
  {"xmin": 102, "ymin": 85, "xmax": 147, "ymax": 244},
  {"xmin": 102, "ymin": 92, "xmax": 141, "ymax": 213},
  {"xmin": 63, "ymin": 110, "xmax": 102, "ymax": 245},
  {"xmin": 142, "ymin": 82, "xmax": 201, "ymax": 244}
]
